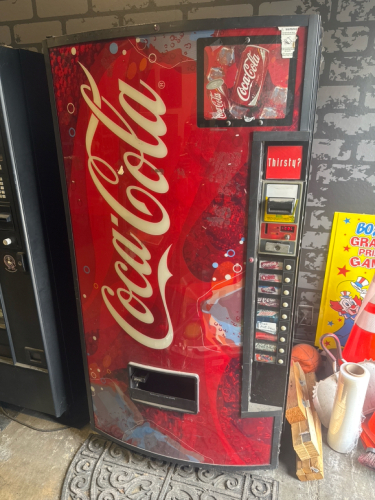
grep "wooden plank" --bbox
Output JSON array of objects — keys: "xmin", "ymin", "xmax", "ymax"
[
  {"xmin": 298, "ymin": 371, "xmax": 324, "ymax": 480},
  {"xmin": 291, "ymin": 366, "xmax": 320, "ymax": 461},
  {"xmin": 309, "ymin": 396, "xmax": 324, "ymax": 479},
  {"xmin": 306, "ymin": 372, "xmax": 324, "ymax": 477},
  {"xmin": 301, "ymin": 458, "xmax": 312, "ymax": 475},
  {"xmin": 296, "ymin": 456, "xmax": 308, "ymax": 482},
  {"xmin": 292, "ymin": 405, "xmax": 320, "ymax": 460},
  {"xmin": 294, "ymin": 362, "xmax": 310, "ymax": 407},
  {"xmin": 305, "ymin": 371, "xmax": 317, "ymax": 402},
  {"xmin": 285, "ymin": 362, "xmax": 308, "ymax": 424}
]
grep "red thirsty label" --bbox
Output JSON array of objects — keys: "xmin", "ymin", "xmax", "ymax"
[{"xmin": 266, "ymin": 145, "xmax": 303, "ymax": 179}]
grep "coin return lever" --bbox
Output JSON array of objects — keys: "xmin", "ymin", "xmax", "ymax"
[{"xmin": 0, "ymin": 213, "xmax": 11, "ymax": 222}]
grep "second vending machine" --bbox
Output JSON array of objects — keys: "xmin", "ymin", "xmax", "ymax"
[{"xmin": 44, "ymin": 14, "xmax": 321, "ymax": 468}]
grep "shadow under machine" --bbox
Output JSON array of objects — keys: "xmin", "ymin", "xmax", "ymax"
[
  {"xmin": 0, "ymin": 47, "xmax": 87, "ymax": 423},
  {"xmin": 44, "ymin": 15, "xmax": 322, "ymax": 467}
]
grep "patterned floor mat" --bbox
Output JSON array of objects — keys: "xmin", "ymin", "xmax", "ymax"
[{"xmin": 61, "ymin": 434, "xmax": 278, "ymax": 500}]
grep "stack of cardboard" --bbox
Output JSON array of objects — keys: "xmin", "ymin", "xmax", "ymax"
[{"xmin": 286, "ymin": 362, "xmax": 324, "ymax": 481}]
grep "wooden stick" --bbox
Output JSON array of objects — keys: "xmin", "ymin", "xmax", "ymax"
[
  {"xmin": 286, "ymin": 362, "xmax": 308, "ymax": 424},
  {"xmin": 296, "ymin": 456, "xmax": 308, "ymax": 482},
  {"xmin": 291, "ymin": 364, "xmax": 320, "ymax": 460},
  {"xmin": 292, "ymin": 405, "xmax": 320, "ymax": 460},
  {"xmin": 306, "ymin": 372, "xmax": 324, "ymax": 480}
]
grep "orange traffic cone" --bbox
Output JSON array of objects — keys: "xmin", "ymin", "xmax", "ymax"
[
  {"xmin": 369, "ymin": 411, "xmax": 375, "ymax": 436},
  {"xmin": 343, "ymin": 292, "xmax": 375, "ymax": 363}
]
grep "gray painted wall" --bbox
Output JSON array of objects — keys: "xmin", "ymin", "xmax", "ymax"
[{"xmin": 0, "ymin": 0, "xmax": 374, "ymax": 343}]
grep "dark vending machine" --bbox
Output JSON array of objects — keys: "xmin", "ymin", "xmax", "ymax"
[
  {"xmin": 44, "ymin": 15, "xmax": 321, "ymax": 467},
  {"xmin": 0, "ymin": 47, "xmax": 87, "ymax": 422}
]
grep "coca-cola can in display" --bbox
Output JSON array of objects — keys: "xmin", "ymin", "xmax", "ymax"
[
  {"xmin": 259, "ymin": 273, "xmax": 282, "ymax": 283},
  {"xmin": 206, "ymin": 78, "xmax": 230, "ymax": 120},
  {"xmin": 259, "ymin": 260, "xmax": 283, "ymax": 270},
  {"xmin": 231, "ymin": 45, "xmax": 269, "ymax": 108}
]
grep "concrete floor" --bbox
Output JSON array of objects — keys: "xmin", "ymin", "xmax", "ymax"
[
  {"xmin": 0, "ymin": 404, "xmax": 373, "ymax": 500},
  {"xmin": 0, "ymin": 404, "xmax": 91, "ymax": 500},
  {"xmin": 260, "ymin": 424, "xmax": 375, "ymax": 500}
]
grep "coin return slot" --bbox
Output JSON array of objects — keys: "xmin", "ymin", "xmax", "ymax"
[
  {"xmin": 25, "ymin": 347, "xmax": 47, "ymax": 369},
  {"xmin": 129, "ymin": 364, "xmax": 198, "ymax": 414}
]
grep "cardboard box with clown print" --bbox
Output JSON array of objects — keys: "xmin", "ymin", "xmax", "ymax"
[{"xmin": 315, "ymin": 212, "xmax": 375, "ymax": 348}]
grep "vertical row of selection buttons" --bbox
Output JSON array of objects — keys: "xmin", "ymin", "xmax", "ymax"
[
  {"xmin": 0, "ymin": 177, "xmax": 5, "ymax": 198},
  {"xmin": 276, "ymin": 259, "xmax": 295, "ymax": 365}
]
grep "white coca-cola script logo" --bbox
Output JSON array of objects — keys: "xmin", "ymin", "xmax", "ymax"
[
  {"xmin": 78, "ymin": 62, "xmax": 173, "ymax": 350},
  {"xmin": 236, "ymin": 50, "xmax": 262, "ymax": 104},
  {"xmin": 209, "ymin": 91, "xmax": 226, "ymax": 119}
]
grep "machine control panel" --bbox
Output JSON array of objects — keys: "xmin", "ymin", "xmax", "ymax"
[{"xmin": 251, "ymin": 141, "xmax": 307, "ymax": 369}]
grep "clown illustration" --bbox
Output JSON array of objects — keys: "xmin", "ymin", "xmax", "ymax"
[
  {"xmin": 329, "ymin": 276, "xmax": 369, "ymax": 344},
  {"xmin": 351, "ymin": 276, "xmax": 369, "ymax": 299}
]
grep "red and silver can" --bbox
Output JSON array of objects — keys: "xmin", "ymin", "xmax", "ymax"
[
  {"xmin": 206, "ymin": 78, "xmax": 230, "ymax": 120},
  {"xmin": 231, "ymin": 45, "xmax": 269, "ymax": 108}
]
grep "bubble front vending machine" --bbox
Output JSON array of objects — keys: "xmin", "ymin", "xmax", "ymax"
[{"xmin": 44, "ymin": 15, "xmax": 321, "ymax": 468}]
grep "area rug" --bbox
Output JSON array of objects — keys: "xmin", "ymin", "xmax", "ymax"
[{"xmin": 61, "ymin": 434, "xmax": 278, "ymax": 500}]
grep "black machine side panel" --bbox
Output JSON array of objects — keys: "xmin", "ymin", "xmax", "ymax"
[{"xmin": 0, "ymin": 47, "xmax": 87, "ymax": 420}]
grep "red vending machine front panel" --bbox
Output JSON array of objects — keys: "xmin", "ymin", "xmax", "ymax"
[{"xmin": 45, "ymin": 16, "xmax": 320, "ymax": 468}]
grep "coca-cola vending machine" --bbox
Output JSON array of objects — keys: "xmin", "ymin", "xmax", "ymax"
[{"xmin": 44, "ymin": 15, "xmax": 321, "ymax": 468}]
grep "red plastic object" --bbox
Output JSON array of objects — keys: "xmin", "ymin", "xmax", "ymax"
[
  {"xmin": 343, "ymin": 295, "xmax": 375, "ymax": 363},
  {"xmin": 360, "ymin": 427, "xmax": 375, "ymax": 450},
  {"xmin": 362, "ymin": 413, "xmax": 375, "ymax": 446},
  {"xmin": 369, "ymin": 411, "xmax": 375, "ymax": 435}
]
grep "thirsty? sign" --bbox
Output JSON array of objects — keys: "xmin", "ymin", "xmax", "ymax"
[{"xmin": 266, "ymin": 145, "xmax": 303, "ymax": 179}]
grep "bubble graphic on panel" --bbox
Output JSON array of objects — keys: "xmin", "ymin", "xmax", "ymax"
[
  {"xmin": 67, "ymin": 103, "xmax": 75, "ymax": 114},
  {"xmin": 83, "ymin": 266, "xmax": 90, "ymax": 274},
  {"xmin": 69, "ymin": 128, "xmax": 75, "ymax": 137},
  {"xmin": 227, "ymin": 249, "xmax": 235, "ymax": 257},
  {"xmin": 109, "ymin": 43, "xmax": 118, "ymax": 54},
  {"xmin": 71, "ymin": 47, "xmax": 76, "ymax": 55},
  {"xmin": 136, "ymin": 38, "xmax": 148, "ymax": 50},
  {"xmin": 212, "ymin": 262, "xmax": 218, "ymax": 268},
  {"xmin": 233, "ymin": 264, "xmax": 242, "ymax": 273}
]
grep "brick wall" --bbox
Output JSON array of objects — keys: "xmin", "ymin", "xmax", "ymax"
[{"xmin": 0, "ymin": 0, "xmax": 374, "ymax": 343}]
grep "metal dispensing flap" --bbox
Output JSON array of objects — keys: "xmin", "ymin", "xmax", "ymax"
[{"xmin": 267, "ymin": 197, "xmax": 295, "ymax": 214}]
